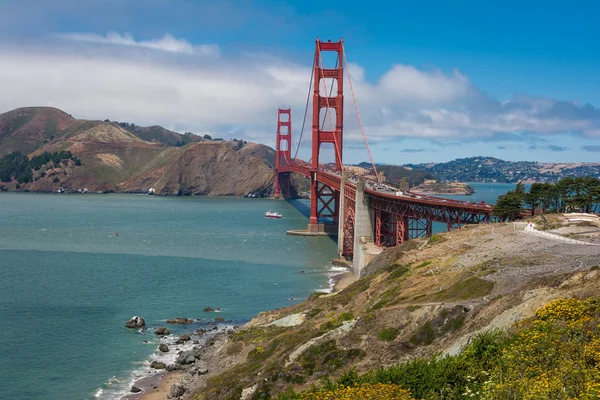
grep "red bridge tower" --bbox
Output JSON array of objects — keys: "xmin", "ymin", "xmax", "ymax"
[
  {"xmin": 274, "ymin": 108, "xmax": 292, "ymax": 198},
  {"xmin": 308, "ymin": 39, "xmax": 344, "ymax": 232}
]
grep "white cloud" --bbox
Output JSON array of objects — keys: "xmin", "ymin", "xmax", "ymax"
[
  {"xmin": 58, "ymin": 32, "xmax": 220, "ymax": 56},
  {"xmin": 378, "ymin": 65, "xmax": 471, "ymax": 103},
  {"xmin": 0, "ymin": 36, "xmax": 598, "ymax": 154}
]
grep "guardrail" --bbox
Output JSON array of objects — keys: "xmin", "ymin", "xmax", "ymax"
[{"xmin": 514, "ymin": 222, "xmax": 599, "ymax": 246}]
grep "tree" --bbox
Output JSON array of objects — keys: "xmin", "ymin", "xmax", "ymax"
[
  {"xmin": 494, "ymin": 190, "xmax": 524, "ymax": 221},
  {"xmin": 203, "ymin": 134, "xmax": 212, "ymax": 140}
]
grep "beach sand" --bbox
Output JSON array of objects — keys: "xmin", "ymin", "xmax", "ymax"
[
  {"xmin": 333, "ymin": 271, "xmax": 357, "ymax": 291},
  {"xmin": 139, "ymin": 372, "xmax": 183, "ymax": 400}
]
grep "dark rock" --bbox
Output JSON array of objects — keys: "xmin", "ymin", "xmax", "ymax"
[
  {"xmin": 176, "ymin": 350, "xmax": 196, "ymax": 365},
  {"xmin": 214, "ymin": 317, "xmax": 224, "ymax": 322},
  {"xmin": 175, "ymin": 340, "xmax": 184, "ymax": 345},
  {"xmin": 180, "ymin": 334, "xmax": 191, "ymax": 342},
  {"xmin": 195, "ymin": 328, "xmax": 206, "ymax": 335},
  {"xmin": 167, "ymin": 317, "xmax": 193, "ymax": 325},
  {"xmin": 216, "ymin": 307, "xmax": 223, "ymax": 311},
  {"xmin": 198, "ymin": 368, "xmax": 209, "ymax": 375},
  {"xmin": 166, "ymin": 364, "xmax": 181, "ymax": 372},
  {"xmin": 154, "ymin": 327, "xmax": 170, "ymax": 335},
  {"xmin": 150, "ymin": 361, "xmax": 166, "ymax": 369},
  {"xmin": 158, "ymin": 344, "xmax": 169, "ymax": 353},
  {"xmin": 192, "ymin": 340, "xmax": 200, "ymax": 344},
  {"xmin": 170, "ymin": 384, "xmax": 185, "ymax": 398},
  {"xmin": 125, "ymin": 316, "xmax": 145, "ymax": 329},
  {"xmin": 212, "ymin": 326, "xmax": 218, "ymax": 331},
  {"xmin": 130, "ymin": 386, "xmax": 142, "ymax": 393},
  {"xmin": 203, "ymin": 307, "xmax": 214, "ymax": 312}
]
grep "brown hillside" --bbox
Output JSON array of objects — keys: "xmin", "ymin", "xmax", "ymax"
[
  {"xmin": 239, "ymin": 142, "xmax": 276, "ymax": 168},
  {"xmin": 119, "ymin": 142, "xmax": 275, "ymax": 196},
  {"xmin": 0, "ymin": 107, "xmax": 74, "ymax": 155},
  {"xmin": 0, "ymin": 106, "xmax": 280, "ymax": 196}
]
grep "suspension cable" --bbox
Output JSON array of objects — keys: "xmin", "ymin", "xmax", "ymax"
[
  {"xmin": 341, "ymin": 40, "xmax": 378, "ymax": 179},
  {"xmin": 293, "ymin": 52, "xmax": 315, "ymax": 161},
  {"xmin": 316, "ymin": 41, "xmax": 343, "ymax": 172}
]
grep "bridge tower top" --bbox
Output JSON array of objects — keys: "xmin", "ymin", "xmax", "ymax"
[{"xmin": 312, "ymin": 38, "xmax": 343, "ymax": 171}]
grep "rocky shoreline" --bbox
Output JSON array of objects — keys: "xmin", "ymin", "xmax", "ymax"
[{"xmin": 119, "ymin": 264, "xmax": 351, "ymax": 400}]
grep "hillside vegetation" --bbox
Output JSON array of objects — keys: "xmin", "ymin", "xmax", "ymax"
[
  {"xmin": 0, "ymin": 107, "xmax": 276, "ymax": 195},
  {"xmin": 407, "ymin": 157, "xmax": 600, "ymax": 183},
  {"xmin": 179, "ymin": 223, "xmax": 600, "ymax": 399}
]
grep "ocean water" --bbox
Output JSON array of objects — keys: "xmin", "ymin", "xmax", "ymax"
[
  {"xmin": 0, "ymin": 193, "xmax": 338, "ymax": 399},
  {"xmin": 430, "ymin": 182, "xmax": 516, "ymax": 233}
]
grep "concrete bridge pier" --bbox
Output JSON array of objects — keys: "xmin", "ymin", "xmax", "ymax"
[
  {"xmin": 353, "ymin": 179, "xmax": 376, "ymax": 276},
  {"xmin": 337, "ymin": 173, "xmax": 347, "ymax": 256}
]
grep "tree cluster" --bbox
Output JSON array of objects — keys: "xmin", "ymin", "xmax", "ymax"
[
  {"xmin": 494, "ymin": 177, "xmax": 600, "ymax": 221},
  {"xmin": 0, "ymin": 151, "xmax": 81, "ymax": 184}
]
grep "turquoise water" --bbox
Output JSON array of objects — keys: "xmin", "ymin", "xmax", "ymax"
[
  {"xmin": 431, "ymin": 182, "xmax": 516, "ymax": 233},
  {"xmin": 0, "ymin": 194, "xmax": 338, "ymax": 399}
]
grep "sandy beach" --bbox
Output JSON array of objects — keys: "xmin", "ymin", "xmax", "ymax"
[{"xmin": 139, "ymin": 372, "xmax": 184, "ymax": 400}]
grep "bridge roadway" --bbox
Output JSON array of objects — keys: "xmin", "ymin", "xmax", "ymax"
[
  {"xmin": 279, "ymin": 163, "xmax": 494, "ymax": 226},
  {"xmin": 279, "ymin": 162, "xmax": 495, "ymax": 276}
]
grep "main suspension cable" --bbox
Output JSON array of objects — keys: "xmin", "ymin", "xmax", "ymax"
[{"xmin": 341, "ymin": 40, "xmax": 378, "ymax": 179}]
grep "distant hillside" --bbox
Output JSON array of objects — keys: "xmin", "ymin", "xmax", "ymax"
[
  {"xmin": 115, "ymin": 122, "xmax": 204, "ymax": 147},
  {"xmin": 355, "ymin": 162, "xmax": 435, "ymax": 187},
  {"xmin": 0, "ymin": 107, "xmax": 75, "ymax": 156},
  {"xmin": 406, "ymin": 157, "xmax": 600, "ymax": 183},
  {"xmin": 377, "ymin": 165, "xmax": 436, "ymax": 187},
  {"xmin": 0, "ymin": 107, "xmax": 277, "ymax": 196}
]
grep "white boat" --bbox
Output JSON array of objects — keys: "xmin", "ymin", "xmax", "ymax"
[{"xmin": 265, "ymin": 210, "xmax": 283, "ymax": 219}]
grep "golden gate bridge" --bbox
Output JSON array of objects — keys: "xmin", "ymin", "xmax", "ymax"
[{"xmin": 274, "ymin": 38, "xmax": 494, "ymax": 275}]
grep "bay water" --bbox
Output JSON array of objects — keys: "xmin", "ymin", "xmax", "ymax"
[
  {"xmin": 0, "ymin": 194, "xmax": 338, "ymax": 399},
  {"xmin": 0, "ymin": 183, "xmax": 513, "ymax": 399}
]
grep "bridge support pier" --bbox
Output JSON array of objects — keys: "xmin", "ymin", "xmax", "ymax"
[
  {"xmin": 353, "ymin": 180, "xmax": 374, "ymax": 276},
  {"xmin": 337, "ymin": 173, "xmax": 347, "ymax": 256}
]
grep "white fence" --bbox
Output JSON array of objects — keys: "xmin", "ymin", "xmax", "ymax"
[{"xmin": 514, "ymin": 222, "xmax": 600, "ymax": 246}]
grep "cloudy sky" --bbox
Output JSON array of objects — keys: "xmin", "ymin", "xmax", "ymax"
[{"xmin": 1, "ymin": 0, "xmax": 599, "ymax": 164}]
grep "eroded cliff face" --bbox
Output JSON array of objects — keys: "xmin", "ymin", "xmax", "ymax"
[{"xmin": 119, "ymin": 142, "xmax": 275, "ymax": 196}]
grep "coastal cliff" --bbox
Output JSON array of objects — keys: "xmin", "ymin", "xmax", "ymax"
[{"xmin": 140, "ymin": 221, "xmax": 600, "ymax": 399}]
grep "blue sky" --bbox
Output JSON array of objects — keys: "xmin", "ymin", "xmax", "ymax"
[{"xmin": 1, "ymin": 0, "xmax": 599, "ymax": 164}]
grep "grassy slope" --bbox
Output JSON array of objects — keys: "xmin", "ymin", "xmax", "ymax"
[{"xmin": 190, "ymin": 223, "xmax": 600, "ymax": 400}]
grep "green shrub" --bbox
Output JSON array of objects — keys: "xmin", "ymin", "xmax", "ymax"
[{"xmin": 378, "ymin": 327, "xmax": 400, "ymax": 341}]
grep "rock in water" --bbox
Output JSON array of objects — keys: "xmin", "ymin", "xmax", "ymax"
[
  {"xmin": 203, "ymin": 307, "xmax": 214, "ymax": 312},
  {"xmin": 154, "ymin": 327, "xmax": 170, "ymax": 335},
  {"xmin": 150, "ymin": 361, "xmax": 167, "ymax": 369},
  {"xmin": 158, "ymin": 344, "xmax": 169, "ymax": 353},
  {"xmin": 170, "ymin": 384, "xmax": 185, "ymax": 398},
  {"xmin": 125, "ymin": 316, "xmax": 145, "ymax": 329},
  {"xmin": 214, "ymin": 317, "xmax": 225, "ymax": 322},
  {"xmin": 167, "ymin": 317, "xmax": 193, "ymax": 325},
  {"xmin": 180, "ymin": 334, "xmax": 191, "ymax": 342},
  {"xmin": 130, "ymin": 386, "xmax": 142, "ymax": 393}
]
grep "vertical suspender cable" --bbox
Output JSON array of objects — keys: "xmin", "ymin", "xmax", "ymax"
[
  {"xmin": 293, "ymin": 52, "xmax": 315, "ymax": 161},
  {"xmin": 341, "ymin": 40, "xmax": 378, "ymax": 178}
]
